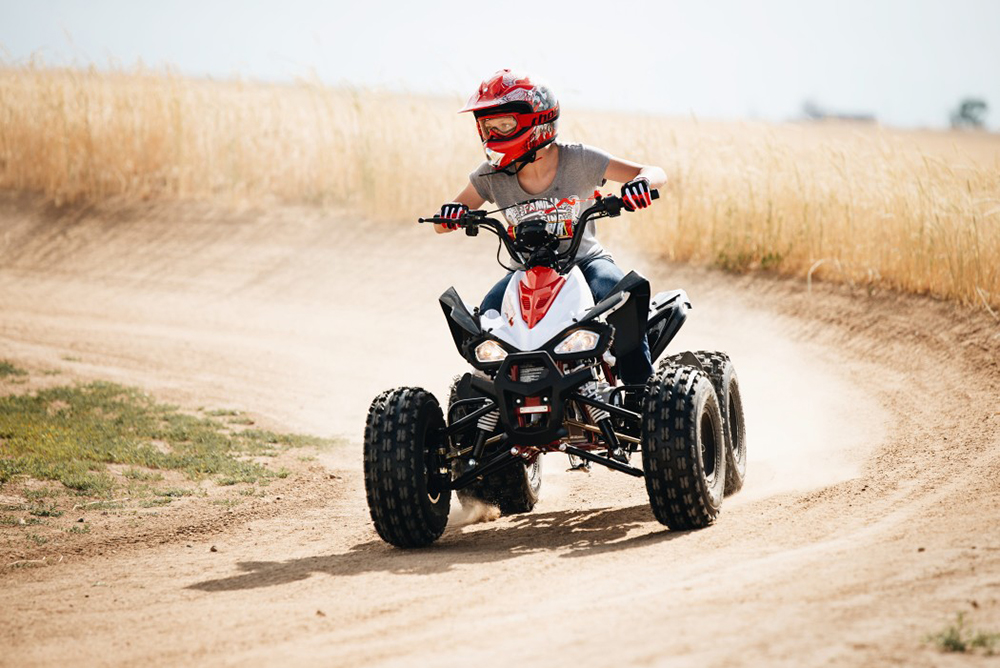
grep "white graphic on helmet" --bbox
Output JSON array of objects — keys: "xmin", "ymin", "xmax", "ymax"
[
  {"xmin": 531, "ymin": 86, "xmax": 555, "ymax": 111},
  {"xmin": 484, "ymin": 147, "xmax": 506, "ymax": 167},
  {"xmin": 496, "ymin": 88, "xmax": 534, "ymax": 106}
]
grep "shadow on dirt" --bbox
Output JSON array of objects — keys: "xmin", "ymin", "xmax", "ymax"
[{"xmin": 189, "ymin": 504, "xmax": 687, "ymax": 592}]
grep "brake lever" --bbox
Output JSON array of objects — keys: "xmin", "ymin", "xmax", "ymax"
[
  {"xmin": 417, "ymin": 209, "xmax": 489, "ymax": 225},
  {"xmin": 418, "ymin": 216, "xmax": 459, "ymax": 224}
]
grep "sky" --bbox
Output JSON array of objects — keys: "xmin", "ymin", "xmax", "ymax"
[{"xmin": 2, "ymin": 0, "xmax": 998, "ymax": 129}]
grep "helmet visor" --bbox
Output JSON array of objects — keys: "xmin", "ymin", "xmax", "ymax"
[{"xmin": 478, "ymin": 115, "xmax": 519, "ymax": 139}]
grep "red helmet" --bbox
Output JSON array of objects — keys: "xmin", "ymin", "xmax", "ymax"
[{"xmin": 459, "ymin": 69, "xmax": 559, "ymax": 170}]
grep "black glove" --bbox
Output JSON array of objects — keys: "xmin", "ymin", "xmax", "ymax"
[
  {"xmin": 621, "ymin": 177, "xmax": 652, "ymax": 212},
  {"xmin": 438, "ymin": 202, "xmax": 469, "ymax": 230}
]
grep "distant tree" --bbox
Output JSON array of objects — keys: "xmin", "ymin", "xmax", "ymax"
[
  {"xmin": 950, "ymin": 98, "xmax": 988, "ymax": 129},
  {"xmin": 802, "ymin": 99, "xmax": 825, "ymax": 121},
  {"xmin": 800, "ymin": 98, "xmax": 875, "ymax": 124}
]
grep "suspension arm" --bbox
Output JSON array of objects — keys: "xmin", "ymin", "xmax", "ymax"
[
  {"xmin": 568, "ymin": 393, "xmax": 641, "ymax": 422},
  {"xmin": 562, "ymin": 445, "xmax": 645, "ymax": 477},
  {"xmin": 449, "ymin": 445, "xmax": 518, "ymax": 490}
]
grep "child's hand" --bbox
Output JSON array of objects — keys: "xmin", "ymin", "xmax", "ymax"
[
  {"xmin": 438, "ymin": 202, "xmax": 469, "ymax": 230},
  {"xmin": 621, "ymin": 177, "xmax": 652, "ymax": 211}
]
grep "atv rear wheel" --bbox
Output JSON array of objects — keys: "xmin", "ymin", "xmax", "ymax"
[
  {"xmin": 363, "ymin": 387, "xmax": 450, "ymax": 548},
  {"xmin": 661, "ymin": 351, "xmax": 747, "ymax": 495},
  {"xmin": 641, "ymin": 365, "xmax": 726, "ymax": 529},
  {"xmin": 448, "ymin": 376, "xmax": 542, "ymax": 515},
  {"xmin": 458, "ymin": 457, "xmax": 542, "ymax": 515}
]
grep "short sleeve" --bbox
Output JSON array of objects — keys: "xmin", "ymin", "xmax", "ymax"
[
  {"xmin": 469, "ymin": 162, "xmax": 495, "ymax": 203},
  {"xmin": 575, "ymin": 144, "xmax": 612, "ymax": 187}
]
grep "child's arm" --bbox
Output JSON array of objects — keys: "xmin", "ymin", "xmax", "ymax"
[
  {"xmin": 434, "ymin": 182, "xmax": 487, "ymax": 234},
  {"xmin": 603, "ymin": 157, "xmax": 667, "ymax": 190},
  {"xmin": 604, "ymin": 156, "xmax": 666, "ymax": 210}
]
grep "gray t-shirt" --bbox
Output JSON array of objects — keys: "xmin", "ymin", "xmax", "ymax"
[{"xmin": 469, "ymin": 142, "xmax": 611, "ymax": 267}]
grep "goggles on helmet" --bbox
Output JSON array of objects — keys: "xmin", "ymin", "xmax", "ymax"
[{"xmin": 477, "ymin": 114, "xmax": 520, "ymax": 139}]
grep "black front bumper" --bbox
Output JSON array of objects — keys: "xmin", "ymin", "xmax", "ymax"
[{"xmin": 471, "ymin": 350, "xmax": 595, "ymax": 447}]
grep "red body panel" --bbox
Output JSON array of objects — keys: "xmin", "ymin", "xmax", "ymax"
[{"xmin": 519, "ymin": 267, "xmax": 566, "ymax": 329}]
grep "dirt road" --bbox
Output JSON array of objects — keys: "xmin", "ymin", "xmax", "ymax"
[{"xmin": 1, "ymin": 195, "xmax": 999, "ymax": 666}]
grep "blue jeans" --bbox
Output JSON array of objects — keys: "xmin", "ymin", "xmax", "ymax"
[{"xmin": 479, "ymin": 256, "xmax": 654, "ymax": 384}]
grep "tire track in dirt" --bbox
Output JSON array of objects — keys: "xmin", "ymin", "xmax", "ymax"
[{"xmin": 0, "ymin": 195, "xmax": 998, "ymax": 667}]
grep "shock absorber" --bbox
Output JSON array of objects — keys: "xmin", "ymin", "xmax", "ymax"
[
  {"xmin": 581, "ymin": 381, "xmax": 626, "ymax": 463},
  {"xmin": 580, "ymin": 381, "xmax": 610, "ymax": 423},
  {"xmin": 469, "ymin": 409, "xmax": 499, "ymax": 467}
]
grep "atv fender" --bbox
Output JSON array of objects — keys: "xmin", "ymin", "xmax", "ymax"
[
  {"xmin": 647, "ymin": 289, "xmax": 691, "ymax": 363},
  {"xmin": 439, "ymin": 287, "xmax": 482, "ymax": 355},
  {"xmin": 580, "ymin": 271, "xmax": 651, "ymax": 360}
]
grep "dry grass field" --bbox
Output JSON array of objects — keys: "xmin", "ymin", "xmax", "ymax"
[
  {"xmin": 3, "ymin": 63, "xmax": 1000, "ymax": 668},
  {"xmin": 1, "ymin": 63, "xmax": 998, "ymax": 308}
]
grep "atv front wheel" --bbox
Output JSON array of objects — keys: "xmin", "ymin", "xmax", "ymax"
[
  {"xmin": 363, "ymin": 387, "xmax": 450, "ymax": 548},
  {"xmin": 661, "ymin": 351, "xmax": 747, "ymax": 495},
  {"xmin": 641, "ymin": 365, "xmax": 726, "ymax": 529}
]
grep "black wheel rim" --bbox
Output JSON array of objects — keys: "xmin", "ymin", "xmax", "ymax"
[
  {"xmin": 729, "ymin": 392, "xmax": 743, "ymax": 462},
  {"xmin": 700, "ymin": 411, "xmax": 719, "ymax": 482},
  {"xmin": 423, "ymin": 418, "xmax": 444, "ymax": 504}
]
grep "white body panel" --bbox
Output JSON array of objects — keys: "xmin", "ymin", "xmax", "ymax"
[{"xmin": 479, "ymin": 267, "xmax": 594, "ymax": 351}]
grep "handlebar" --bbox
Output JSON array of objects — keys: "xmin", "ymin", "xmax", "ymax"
[{"xmin": 419, "ymin": 189, "xmax": 659, "ymax": 273}]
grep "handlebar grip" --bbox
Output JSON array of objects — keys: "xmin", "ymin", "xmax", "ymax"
[{"xmin": 651, "ymin": 189, "xmax": 659, "ymax": 200}]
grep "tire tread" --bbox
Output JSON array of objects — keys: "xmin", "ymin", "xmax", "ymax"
[
  {"xmin": 642, "ymin": 365, "xmax": 724, "ymax": 529},
  {"xmin": 363, "ymin": 387, "xmax": 449, "ymax": 548}
]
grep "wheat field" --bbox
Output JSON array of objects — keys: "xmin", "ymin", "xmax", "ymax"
[{"xmin": 1, "ymin": 63, "xmax": 998, "ymax": 309}]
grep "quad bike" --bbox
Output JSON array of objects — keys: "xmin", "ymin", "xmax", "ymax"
[{"xmin": 363, "ymin": 190, "xmax": 747, "ymax": 548}]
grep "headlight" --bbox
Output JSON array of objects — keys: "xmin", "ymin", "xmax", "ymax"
[
  {"xmin": 475, "ymin": 340, "xmax": 508, "ymax": 364},
  {"xmin": 554, "ymin": 330, "xmax": 600, "ymax": 355}
]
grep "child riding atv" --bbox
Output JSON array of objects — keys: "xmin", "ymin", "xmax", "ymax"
[
  {"xmin": 362, "ymin": 70, "xmax": 747, "ymax": 549},
  {"xmin": 431, "ymin": 69, "xmax": 667, "ymax": 386}
]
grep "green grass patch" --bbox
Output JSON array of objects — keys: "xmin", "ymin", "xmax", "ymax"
[
  {"xmin": 0, "ymin": 360, "xmax": 28, "ymax": 378},
  {"xmin": 0, "ymin": 515, "xmax": 43, "ymax": 526},
  {"xmin": 927, "ymin": 612, "xmax": 1000, "ymax": 655},
  {"xmin": 0, "ymin": 381, "xmax": 336, "ymax": 495},
  {"xmin": 28, "ymin": 503, "xmax": 63, "ymax": 517},
  {"xmin": 122, "ymin": 467, "xmax": 164, "ymax": 482},
  {"xmin": 23, "ymin": 488, "xmax": 61, "ymax": 501},
  {"xmin": 79, "ymin": 500, "xmax": 127, "ymax": 511},
  {"xmin": 155, "ymin": 488, "xmax": 194, "ymax": 498},
  {"xmin": 227, "ymin": 416, "xmax": 255, "ymax": 425}
]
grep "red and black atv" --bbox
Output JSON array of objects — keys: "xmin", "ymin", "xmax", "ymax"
[{"xmin": 364, "ymin": 190, "xmax": 746, "ymax": 548}]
